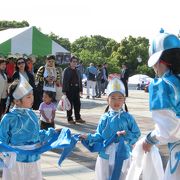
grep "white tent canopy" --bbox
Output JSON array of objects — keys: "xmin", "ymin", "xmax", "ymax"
[
  {"xmin": 128, "ymin": 74, "xmax": 153, "ymax": 85},
  {"xmin": 0, "ymin": 26, "xmax": 69, "ymax": 56},
  {"xmin": 0, "ymin": 27, "xmax": 30, "ymax": 44}
]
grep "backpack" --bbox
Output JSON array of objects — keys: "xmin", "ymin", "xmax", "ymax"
[{"xmin": 88, "ymin": 71, "xmax": 96, "ymax": 81}]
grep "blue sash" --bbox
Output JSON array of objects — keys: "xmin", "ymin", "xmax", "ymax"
[
  {"xmin": 81, "ymin": 134, "xmax": 130, "ymax": 180},
  {"xmin": 0, "ymin": 128, "xmax": 78, "ymax": 166}
]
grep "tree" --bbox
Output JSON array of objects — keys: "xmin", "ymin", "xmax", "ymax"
[
  {"xmin": 137, "ymin": 64, "xmax": 154, "ymax": 78},
  {"xmin": 111, "ymin": 36, "xmax": 151, "ymax": 76},
  {"xmin": 71, "ymin": 35, "xmax": 118, "ymax": 67},
  {"xmin": 0, "ymin": 20, "xmax": 29, "ymax": 31},
  {"xmin": 48, "ymin": 32, "xmax": 71, "ymax": 51}
]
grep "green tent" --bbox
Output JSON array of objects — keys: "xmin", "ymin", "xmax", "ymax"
[{"xmin": 0, "ymin": 26, "xmax": 69, "ymax": 56}]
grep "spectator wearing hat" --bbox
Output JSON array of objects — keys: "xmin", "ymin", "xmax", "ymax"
[
  {"xmin": 62, "ymin": 56, "xmax": 85, "ymax": 124},
  {"xmin": 35, "ymin": 55, "xmax": 61, "ymax": 109},
  {"xmin": 0, "ymin": 57, "xmax": 8, "ymax": 119}
]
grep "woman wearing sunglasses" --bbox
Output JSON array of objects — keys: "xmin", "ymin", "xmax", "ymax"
[{"xmin": 11, "ymin": 57, "xmax": 37, "ymax": 109}]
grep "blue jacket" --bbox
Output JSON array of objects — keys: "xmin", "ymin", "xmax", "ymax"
[
  {"xmin": 0, "ymin": 107, "xmax": 57, "ymax": 162},
  {"xmin": 87, "ymin": 110, "xmax": 141, "ymax": 158},
  {"xmin": 149, "ymin": 70, "xmax": 180, "ymax": 117}
]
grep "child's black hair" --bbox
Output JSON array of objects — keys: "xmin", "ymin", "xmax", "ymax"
[
  {"xmin": 43, "ymin": 91, "xmax": 56, "ymax": 103},
  {"xmin": 160, "ymin": 48, "xmax": 180, "ymax": 75},
  {"xmin": 5, "ymin": 80, "xmax": 19, "ymax": 113},
  {"xmin": 104, "ymin": 103, "xmax": 128, "ymax": 113},
  {"xmin": 104, "ymin": 105, "xmax": 109, "ymax": 112},
  {"xmin": 124, "ymin": 103, "xmax": 128, "ymax": 112}
]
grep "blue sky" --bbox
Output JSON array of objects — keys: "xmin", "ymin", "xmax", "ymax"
[{"xmin": 0, "ymin": 0, "xmax": 179, "ymax": 42}]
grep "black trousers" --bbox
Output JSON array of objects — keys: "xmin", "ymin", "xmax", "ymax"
[
  {"xmin": 66, "ymin": 86, "xmax": 81, "ymax": 120},
  {"xmin": 121, "ymin": 79, "xmax": 128, "ymax": 97},
  {"xmin": 0, "ymin": 98, "xmax": 7, "ymax": 119}
]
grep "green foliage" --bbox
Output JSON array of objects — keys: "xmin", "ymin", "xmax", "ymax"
[
  {"xmin": 48, "ymin": 32, "xmax": 71, "ymax": 51},
  {"xmin": 111, "ymin": 36, "xmax": 151, "ymax": 76},
  {"xmin": 70, "ymin": 35, "xmax": 153, "ymax": 76},
  {"xmin": 0, "ymin": 20, "xmax": 29, "ymax": 31},
  {"xmin": 71, "ymin": 35, "xmax": 118, "ymax": 68},
  {"xmin": 136, "ymin": 65, "xmax": 155, "ymax": 78},
  {"xmin": 107, "ymin": 57, "xmax": 120, "ymax": 73}
]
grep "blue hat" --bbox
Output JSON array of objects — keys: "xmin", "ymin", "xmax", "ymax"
[
  {"xmin": 148, "ymin": 29, "xmax": 180, "ymax": 67},
  {"xmin": 107, "ymin": 78, "xmax": 125, "ymax": 96}
]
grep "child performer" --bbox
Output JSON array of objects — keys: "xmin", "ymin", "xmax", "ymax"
[
  {"xmin": 39, "ymin": 91, "xmax": 56, "ymax": 130},
  {"xmin": 80, "ymin": 78, "xmax": 141, "ymax": 180},
  {"xmin": 142, "ymin": 30, "xmax": 180, "ymax": 179},
  {"xmin": 0, "ymin": 74, "xmax": 60, "ymax": 180}
]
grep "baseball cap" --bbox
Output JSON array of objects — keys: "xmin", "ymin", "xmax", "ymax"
[{"xmin": 148, "ymin": 29, "xmax": 180, "ymax": 67}]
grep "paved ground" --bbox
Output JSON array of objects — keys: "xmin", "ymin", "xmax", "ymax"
[{"xmin": 0, "ymin": 90, "xmax": 169, "ymax": 179}]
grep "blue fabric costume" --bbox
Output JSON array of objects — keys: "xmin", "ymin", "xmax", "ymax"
[
  {"xmin": 149, "ymin": 70, "xmax": 180, "ymax": 117},
  {"xmin": 0, "ymin": 108, "xmax": 78, "ymax": 165},
  {"xmin": 87, "ymin": 109, "xmax": 140, "ymax": 152},
  {"xmin": 148, "ymin": 70, "xmax": 180, "ymax": 175},
  {"xmin": 0, "ymin": 107, "xmax": 63, "ymax": 163},
  {"xmin": 83, "ymin": 109, "xmax": 141, "ymax": 180}
]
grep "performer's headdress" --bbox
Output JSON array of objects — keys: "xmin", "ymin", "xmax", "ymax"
[
  {"xmin": 107, "ymin": 78, "xmax": 125, "ymax": 96},
  {"xmin": 13, "ymin": 74, "xmax": 33, "ymax": 100},
  {"xmin": 148, "ymin": 28, "xmax": 180, "ymax": 67}
]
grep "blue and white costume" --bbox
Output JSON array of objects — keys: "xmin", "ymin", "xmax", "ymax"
[
  {"xmin": 86, "ymin": 108, "xmax": 141, "ymax": 180},
  {"xmin": 0, "ymin": 73, "xmax": 78, "ymax": 180},
  {"xmin": 0, "ymin": 107, "xmax": 58, "ymax": 180},
  {"xmin": 148, "ymin": 70, "xmax": 180, "ymax": 179}
]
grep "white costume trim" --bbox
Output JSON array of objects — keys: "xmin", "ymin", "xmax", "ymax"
[{"xmin": 126, "ymin": 138, "xmax": 164, "ymax": 180}]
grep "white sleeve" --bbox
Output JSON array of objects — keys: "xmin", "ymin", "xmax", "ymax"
[{"xmin": 151, "ymin": 110, "xmax": 180, "ymax": 144}]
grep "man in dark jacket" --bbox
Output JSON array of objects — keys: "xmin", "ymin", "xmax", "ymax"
[
  {"xmin": 120, "ymin": 64, "xmax": 129, "ymax": 97},
  {"xmin": 62, "ymin": 56, "xmax": 85, "ymax": 124}
]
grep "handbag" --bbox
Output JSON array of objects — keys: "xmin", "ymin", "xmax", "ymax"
[
  {"xmin": 57, "ymin": 95, "xmax": 71, "ymax": 111},
  {"xmin": 56, "ymin": 86, "xmax": 63, "ymax": 101}
]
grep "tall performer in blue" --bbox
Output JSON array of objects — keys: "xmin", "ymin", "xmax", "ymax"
[{"xmin": 142, "ymin": 29, "xmax": 180, "ymax": 180}]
